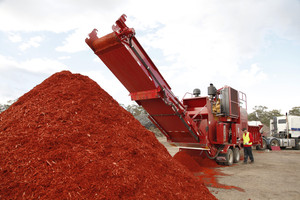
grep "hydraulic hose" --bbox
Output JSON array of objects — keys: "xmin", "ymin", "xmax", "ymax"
[{"xmin": 205, "ymin": 147, "xmax": 222, "ymax": 160}]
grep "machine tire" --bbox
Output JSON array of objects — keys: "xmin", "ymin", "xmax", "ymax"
[
  {"xmin": 256, "ymin": 138, "xmax": 267, "ymax": 150},
  {"xmin": 233, "ymin": 148, "xmax": 240, "ymax": 163},
  {"xmin": 269, "ymin": 138, "xmax": 280, "ymax": 149},
  {"xmin": 294, "ymin": 139, "xmax": 300, "ymax": 150},
  {"xmin": 216, "ymin": 161, "xmax": 224, "ymax": 166},
  {"xmin": 224, "ymin": 149, "xmax": 234, "ymax": 166}
]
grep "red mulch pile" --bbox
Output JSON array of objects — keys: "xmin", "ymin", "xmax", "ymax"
[
  {"xmin": 0, "ymin": 71, "xmax": 216, "ymax": 200},
  {"xmin": 174, "ymin": 150, "xmax": 244, "ymax": 192}
]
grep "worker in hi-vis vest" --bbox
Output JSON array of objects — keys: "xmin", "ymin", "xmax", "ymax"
[{"xmin": 242, "ymin": 128, "xmax": 254, "ymax": 164}]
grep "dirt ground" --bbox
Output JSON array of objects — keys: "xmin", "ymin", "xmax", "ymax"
[{"xmin": 157, "ymin": 136, "xmax": 300, "ymax": 200}]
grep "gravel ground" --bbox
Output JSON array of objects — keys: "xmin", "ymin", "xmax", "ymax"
[{"xmin": 157, "ymin": 136, "xmax": 300, "ymax": 200}]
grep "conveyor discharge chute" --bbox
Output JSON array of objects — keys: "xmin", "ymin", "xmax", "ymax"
[{"xmin": 86, "ymin": 14, "xmax": 200, "ymax": 143}]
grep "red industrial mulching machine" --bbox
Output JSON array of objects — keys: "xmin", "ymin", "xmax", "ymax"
[{"xmin": 86, "ymin": 14, "xmax": 264, "ymax": 165}]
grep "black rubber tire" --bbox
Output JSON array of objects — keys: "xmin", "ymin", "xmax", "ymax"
[
  {"xmin": 216, "ymin": 161, "xmax": 225, "ymax": 166},
  {"xmin": 294, "ymin": 139, "xmax": 300, "ymax": 150},
  {"xmin": 269, "ymin": 138, "xmax": 280, "ymax": 149},
  {"xmin": 233, "ymin": 148, "xmax": 240, "ymax": 163},
  {"xmin": 224, "ymin": 149, "xmax": 234, "ymax": 166},
  {"xmin": 256, "ymin": 138, "xmax": 267, "ymax": 150}
]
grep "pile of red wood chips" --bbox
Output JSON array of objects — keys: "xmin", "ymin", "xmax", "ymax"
[{"xmin": 0, "ymin": 71, "xmax": 216, "ymax": 199}]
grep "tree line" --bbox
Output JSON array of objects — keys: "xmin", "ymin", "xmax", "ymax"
[
  {"xmin": 124, "ymin": 104, "xmax": 300, "ymax": 129},
  {"xmin": 0, "ymin": 100, "xmax": 16, "ymax": 113},
  {"xmin": 248, "ymin": 106, "xmax": 300, "ymax": 127},
  {"xmin": 2, "ymin": 100, "xmax": 300, "ymax": 128},
  {"xmin": 124, "ymin": 104, "xmax": 300, "ymax": 128}
]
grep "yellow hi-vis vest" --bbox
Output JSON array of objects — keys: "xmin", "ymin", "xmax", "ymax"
[{"xmin": 243, "ymin": 132, "xmax": 252, "ymax": 145}]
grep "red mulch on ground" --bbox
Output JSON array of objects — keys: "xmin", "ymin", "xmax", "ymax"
[
  {"xmin": 0, "ymin": 71, "xmax": 216, "ymax": 200},
  {"xmin": 174, "ymin": 150, "xmax": 244, "ymax": 192},
  {"xmin": 271, "ymin": 146, "xmax": 281, "ymax": 151}
]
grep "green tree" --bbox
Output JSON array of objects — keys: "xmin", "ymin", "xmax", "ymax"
[
  {"xmin": 125, "ymin": 104, "xmax": 147, "ymax": 116},
  {"xmin": 248, "ymin": 105, "xmax": 282, "ymax": 126},
  {"xmin": 289, "ymin": 106, "xmax": 300, "ymax": 116},
  {"xmin": 0, "ymin": 100, "xmax": 16, "ymax": 113},
  {"xmin": 0, "ymin": 104, "xmax": 10, "ymax": 113},
  {"xmin": 125, "ymin": 104, "xmax": 163, "ymax": 137}
]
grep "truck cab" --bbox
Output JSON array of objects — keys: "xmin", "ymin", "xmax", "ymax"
[
  {"xmin": 268, "ymin": 115, "xmax": 300, "ymax": 149},
  {"xmin": 270, "ymin": 115, "xmax": 300, "ymax": 138}
]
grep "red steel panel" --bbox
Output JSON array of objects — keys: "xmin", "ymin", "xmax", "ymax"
[
  {"xmin": 138, "ymin": 98, "xmax": 198, "ymax": 143},
  {"xmin": 130, "ymin": 88, "xmax": 161, "ymax": 101},
  {"xmin": 86, "ymin": 15, "xmax": 200, "ymax": 144},
  {"xmin": 92, "ymin": 33, "xmax": 156, "ymax": 93}
]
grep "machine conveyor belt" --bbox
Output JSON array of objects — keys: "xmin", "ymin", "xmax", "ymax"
[{"xmin": 86, "ymin": 14, "xmax": 201, "ymax": 144}]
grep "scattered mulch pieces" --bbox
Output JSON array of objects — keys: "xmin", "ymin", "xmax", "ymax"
[{"xmin": 174, "ymin": 150, "xmax": 244, "ymax": 192}]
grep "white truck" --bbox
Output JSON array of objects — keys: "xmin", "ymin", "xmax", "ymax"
[{"xmin": 267, "ymin": 115, "xmax": 300, "ymax": 149}]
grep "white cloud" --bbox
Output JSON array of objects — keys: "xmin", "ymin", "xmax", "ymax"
[
  {"xmin": 0, "ymin": 0, "xmax": 126, "ymax": 32},
  {"xmin": 7, "ymin": 32, "xmax": 22, "ymax": 43},
  {"xmin": 19, "ymin": 36, "xmax": 44, "ymax": 51},
  {"xmin": 56, "ymin": 28, "xmax": 89, "ymax": 53},
  {"xmin": 1, "ymin": 0, "xmax": 297, "ymax": 57},
  {"xmin": 0, "ymin": 54, "xmax": 69, "ymax": 103},
  {"xmin": 237, "ymin": 64, "xmax": 268, "ymax": 87},
  {"xmin": 93, "ymin": 57, "xmax": 102, "ymax": 63},
  {"xmin": 58, "ymin": 56, "xmax": 71, "ymax": 60},
  {"xmin": 19, "ymin": 58, "xmax": 67, "ymax": 73},
  {"xmin": 0, "ymin": 54, "xmax": 67, "ymax": 74},
  {"xmin": 0, "ymin": 54, "xmax": 18, "ymax": 69}
]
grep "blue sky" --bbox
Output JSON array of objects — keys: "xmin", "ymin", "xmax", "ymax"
[{"xmin": 0, "ymin": 0, "xmax": 300, "ymax": 114}]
